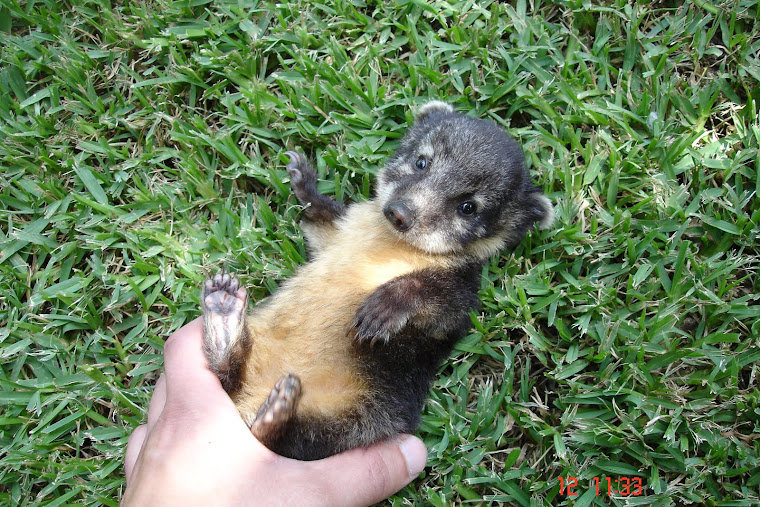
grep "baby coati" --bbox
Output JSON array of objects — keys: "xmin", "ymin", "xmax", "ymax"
[{"xmin": 201, "ymin": 101, "xmax": 553, "ymax": 460}]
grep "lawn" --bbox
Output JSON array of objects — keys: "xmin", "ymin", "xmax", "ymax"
[{"xmin": 1, "ymin": 0, "xmax": 759, "ymax": 505}]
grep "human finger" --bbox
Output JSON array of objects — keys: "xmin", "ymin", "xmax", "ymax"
[
  {"xmin": 125, "ymin": 375, "xmax": 166, "ymax": 482},
  {"xmin": 144, "ymin": 375, "xmax": 166, "ymax": 432},
  {"xmin": 163, "ymin": 318, "xmax": 220, "ymax": 393},
  {"xmin": 309, "ymin": 435, "xmax": 427, "ymax": 506},
  {"xmin": 124, "ymin": 424, "xmax": 148, "ymax": 483}
]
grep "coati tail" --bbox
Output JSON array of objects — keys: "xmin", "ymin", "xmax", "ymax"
[
  {"xmin": 250, "ymin": 373, "xmax": 302, "ymax": 447},
  {"xmin": 201, "ymin": 272, "xmax": 250, "ymax": 395}
]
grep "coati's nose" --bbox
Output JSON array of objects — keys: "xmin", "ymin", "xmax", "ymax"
[{"xmin": 384, "ymin": 200, "xmax": 415, "ymax": 232}]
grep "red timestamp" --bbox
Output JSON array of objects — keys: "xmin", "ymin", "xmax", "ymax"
[{"xmin": 558, "ymin": 476, "xmax": 645, "ymax": 496}]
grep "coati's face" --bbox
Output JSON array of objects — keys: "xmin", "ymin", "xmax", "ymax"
[{"xmin": 376, "ymin": 101, "xmax": 553, "ymax": 259}]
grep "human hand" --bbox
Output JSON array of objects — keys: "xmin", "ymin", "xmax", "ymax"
[{"xmin": 123, "ymin": 318, "xmax": 427, "ymax": 506}]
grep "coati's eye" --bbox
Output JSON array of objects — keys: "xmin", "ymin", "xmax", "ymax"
[
  {"xmin": 414, "ymin": 156, "xmax": 427, "ymax": 171},
  {"xmin": 458, "ymin": 201, "xmax": 477, "ymax": 216}
]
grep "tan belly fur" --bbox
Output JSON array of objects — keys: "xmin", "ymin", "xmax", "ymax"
[{"xmin": 233, "ymin": 202, "xmax": 449, "ymax": 421}]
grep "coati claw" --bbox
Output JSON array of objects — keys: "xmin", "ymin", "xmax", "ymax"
[
  {"xmin": 353, "ymin": 325, "xmax": 391, "ymax": 347},
  {"xmin": 251, "ymin": 373, "xmax": 302, "ymax": 443},
  {"xmin": 285, "ymin": 150, "xmax": 306, "ymax": 184},
  {"xmin": 353, "ymin": 314, "xmax": 407, "ymax": 346}
]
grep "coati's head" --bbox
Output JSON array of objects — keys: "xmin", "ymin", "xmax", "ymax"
[{"xmin": 376, "ymin": 101, "xmax": 554, "ymax": 259}]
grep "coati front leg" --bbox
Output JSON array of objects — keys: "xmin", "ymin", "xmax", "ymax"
[
  {"xmin": 285, "ymin": 150, "xmax": 345, "ymax": 254},
  {"xmin": 286, "ymin": 150, "xmax": 345, "ymax": 224},
  {"xmin": 353, "ymin": 265, "xmax": 482, "ymax": 345},
  {"xmin": 202, "ymin": 273, "xmax": 302, "ymax": 445}
]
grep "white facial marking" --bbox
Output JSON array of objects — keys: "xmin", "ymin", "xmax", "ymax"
[{"xmin": 416, "ymin": 142, "xmax": 435, "ymax": 162}]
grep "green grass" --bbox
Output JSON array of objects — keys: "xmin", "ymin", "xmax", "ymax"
[{"xmin": 1, "ymin": 0, "xmax": 759, "ymax": 504}]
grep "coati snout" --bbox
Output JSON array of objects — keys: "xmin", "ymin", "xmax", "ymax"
[
  {"xmin": 201, "ymin": 101, "xmax": 553, "ymax": 461},
  {"xmin": 384, "ymin": 200, "xmax": 415, "ymax": 231}
]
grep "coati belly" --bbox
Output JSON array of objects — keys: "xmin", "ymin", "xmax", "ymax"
[{"xmin": 232, "ymin": 201, "xmax": 449, "ymax": 424}]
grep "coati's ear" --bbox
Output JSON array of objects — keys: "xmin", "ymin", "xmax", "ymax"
[
  {"xmin": 416, "ymin": 101, "xmax": 455, "ymax": 121},
  {"xmin": 522, "ymin": 187, "xmax": 554, "ymax": 231},
  {"xmin": 531, "ymin": 191, "xmax": 555, "ymax": 230},
  {"xmin": 535, "ymin": 193, "xmax": 554, "ymax": 230}
]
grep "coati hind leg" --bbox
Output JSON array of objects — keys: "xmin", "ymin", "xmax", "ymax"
[
  {"xmin": 201, "ymin": 272, "xmax": 250, "ymax": 395},
  {"xmin": 250, "ymin": 373, "xmax": 302, "ymax": 447}
]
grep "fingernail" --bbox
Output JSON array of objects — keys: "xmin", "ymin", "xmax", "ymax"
[{"xmin": 398, "ymin": 435, "xmax": 427, "ymax": 478}]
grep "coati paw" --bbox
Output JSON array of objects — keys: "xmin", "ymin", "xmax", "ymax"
[
  {"xmin": 285, "ymin": 150, "xmax": 318, "ymax": 202},
  {"xmin": 251, "ymin": 373, "xmax": 302, "ymax": 441},
  {"xmin": 353, "ymin": 296, "xmax": 410, "ymax": 347},
  {"xmin": 202, "ymin": 273, "xmax": 248, "ymax": 356},
  {"xmin": 285, "ymin": 150, "xmax": 307, "ymax": 184}
]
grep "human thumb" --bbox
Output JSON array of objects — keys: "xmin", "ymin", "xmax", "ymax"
[{"xmin": 311, "ymin": 435, "xmax": 427, "ymax": 506}]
